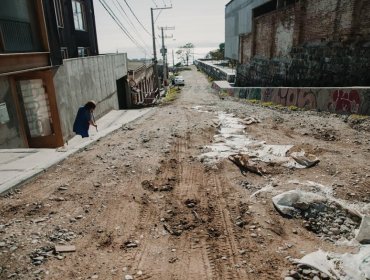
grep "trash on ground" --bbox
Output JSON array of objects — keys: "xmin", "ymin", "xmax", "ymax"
[
  {"xmin": 54, "ymin": 245, "xmax": 76, "ymax": 253},
  {"xmin": 290, "ymin": 151, "xmax": 320, "ymax": 168},
  {"xmin": 272, "ymin": 190, "xmax": 327, "ymax": 217},
  {"xmin": 242, "ymin": 116, "xmax": 260, "ymax": 125},
  {"xmin": 199, "ymin": 112, "xmax": 319, "ymax": 170},
  {"xmin": 356, "ymin": 216, "xmax": 370, "ymax": 244},
  {"xmin": 273, "ymin": 190, "xmax": 362, "ymax": 242},
  {"xmin": 228, "ymin": 154, "xmax": 266, "ymax": 176},
  {"xmin": 297, "ymin": 246, "xmax": 370, "ymax": 280}
]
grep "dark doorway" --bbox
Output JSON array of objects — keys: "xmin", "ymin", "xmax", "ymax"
[{"xmin": 116, "ymin": 76, "xmax": 130, "ymax": 109}]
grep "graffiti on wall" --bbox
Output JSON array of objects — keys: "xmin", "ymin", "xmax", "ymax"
[
  {"xmin": 212, "ymin": 80, "xmax": 370, "ymax": 115},
  {"xmin": 238, "ymin": 88, "xmax": 261, "ymax": 100},
  {"xmin": 328, "ymin": 90, "xmax": 361, "ymax": 114},
  {"xmin": 262, "ymin": 88, "xmax": 317, "ymax": 109}
]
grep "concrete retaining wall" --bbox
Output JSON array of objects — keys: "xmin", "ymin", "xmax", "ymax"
[
  {"xmin": 195, "ymin": 60, "xmax": 236, "ymax": 83},
  {"xmin": 212, "ymin": 81, "xmax": 370, "ymax": 115},
  {"xmin": 53, "ymin": 53, "xmax": 127, "ymax": 142}
]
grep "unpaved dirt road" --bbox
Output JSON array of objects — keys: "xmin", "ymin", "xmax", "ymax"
[{"xmin": 1, "ymin": 66, "xmax": 369, "ymax": 280}]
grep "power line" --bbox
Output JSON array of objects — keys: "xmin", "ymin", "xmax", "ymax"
[
  {"xmin": 99, "ymin": 0, "xmax": 148, "ymax": 55},
  {"xmin": 112, "ymin": 0, "xmax": 151, "ymax": 51},
  {"xmin": 123, "ymin": 0, "xmax": 152, "ymax": 36}
]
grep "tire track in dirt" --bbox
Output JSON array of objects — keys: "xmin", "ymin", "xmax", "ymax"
[
  {"xmin": 203, "ymin": 173, "xmax": 250, "ymax": 280},
  {"xmin": 164, "ymin": 111, "xmax": 250, "ymax": 279}
]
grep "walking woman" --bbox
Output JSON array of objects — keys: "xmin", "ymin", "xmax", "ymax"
[{"xmin": 73, "ymin": 100, "xmax": 98, "ymax": 138}]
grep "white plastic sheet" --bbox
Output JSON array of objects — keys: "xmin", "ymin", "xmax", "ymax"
[{"xmin": 298, "ymin": 247, "xmax": 370, "ymax": 280}]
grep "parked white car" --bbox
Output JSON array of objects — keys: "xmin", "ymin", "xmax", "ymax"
[{"xmin": 173, "ymin": 76, "xmax": 185, "ymax": 86}]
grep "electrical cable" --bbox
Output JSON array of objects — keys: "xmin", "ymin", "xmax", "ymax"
[
  {"xmin": 112, "ymin": 0, "xmax": 151, "ymax": 52},
  {"xmin": 123, "ymin": 0, "xmax": 152, "ymax": 36},
  {"xmin": 99, "ymin": 0, "xmax": 148, "ymax": 55},
  {"xmin": 155, "ymin": 9, "xmax": 162, "ymax": 23}
]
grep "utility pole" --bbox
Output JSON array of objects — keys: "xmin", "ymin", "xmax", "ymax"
[
  {"xmin": 150, "ymin": 6, "xmax": 172, "ymax": 91},
  {"xmin": 159, "ymin": 26, "xmax": 175, "ymax": 84},
  {"xmin": 172, "ymin": 49, "xmax": 175, "ymax": 69}
]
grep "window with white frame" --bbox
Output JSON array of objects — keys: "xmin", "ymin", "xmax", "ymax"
[
  {"xmin": 77, "ymin": 47, "xmax": 89, "ymax": 57},
  {"xmin": 72, "ymin": 0, "xmax": 86, "ymax": 31},
  {"xmin": 53, "ymin": 0, "xmax": 64, "ymax": 28}
]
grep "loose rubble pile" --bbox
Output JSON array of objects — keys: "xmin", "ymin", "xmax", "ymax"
[
  {"xmin": 285, "ymin": 264, "xmax": 330, "ymax": 280},
  {"xmin": 49, "ymin": 227, "xmax": 77, "ymax": 243},
  {"xmin": 296, "ymin": 202, "xmax": 361, "ymax": 242},
  {"xmin": 30, "ymin": 246, "xmax": 55, "ymax": 265}
]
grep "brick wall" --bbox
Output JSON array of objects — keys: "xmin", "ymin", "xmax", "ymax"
[
  {"xmin": 302, "ymin": 0, "xmax": 354, "ymax": 42},
  {"xmin": 240, "ymin": 33, "xmax": 253, "ymax": 64},
  {"xmin": 236, "ymin": 0, "xmax": 370, "ymax": 87},
  {"xmin": 255, "ymin": 14, "xmax": 274, "ymax": 58},
  {"xmin": 357, "ymin": 0, "xmax": 370, "ymax": 38}
]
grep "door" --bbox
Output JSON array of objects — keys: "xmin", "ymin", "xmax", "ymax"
[
  {"xmin": 12, "ymin": 70, "xmax": 64, "ymax": 148},
  {"xmin": 117, "ymin": 76, "xmax": 131, "ymax": 109}
]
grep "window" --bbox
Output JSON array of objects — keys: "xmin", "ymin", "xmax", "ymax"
[
  {"xmin": 0, "ymin": 0, "xmax": 42, "ymax": 52},
  {"xmin": 54, "ymin": 0, "xmax": 64, "ymax": 28},
  {"xmin": 61, "ymin": 47, "xmax": 68, "ymax": 59},
  {"xmin": 77, "ymin": 47, "xmax": 89, "ymax": 57},
  {"xmin": 253, "ymin": 0, "xmax": 277, "ymax": 18},
  {"xmin": 72, "ymin": 0, "xmax": 86, "ymax": 31}
]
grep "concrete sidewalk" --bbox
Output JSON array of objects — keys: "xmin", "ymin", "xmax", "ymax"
[{"xmin": 0, "ymin": 108, "xmax": 154, "ymax": 194}]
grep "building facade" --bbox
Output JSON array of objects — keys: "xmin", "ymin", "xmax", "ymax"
[
  {"xmin": 0, "ymin": 0, "xmax": 126, "ymax": 149},
  {"xmin": 44, "ymin": 0, "xmax": 99, "ymax": 65},
  {"xmin": 225, "ymin": 0, "xmax": 370, "ymax": 87},
  {"xmin": 0, "ymin": 0, "xmax": 64, "ymax": 149}
]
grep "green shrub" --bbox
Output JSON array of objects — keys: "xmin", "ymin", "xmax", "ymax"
[
  {"xmin": 219, "ymin": 91, "xmax": 229, "ymax": 98},
  {"xmin": 247, "ymin": 99, "xmax": 261, "ymax": 104},
  {"xmin": 288, "ymin": 105, "xmax": 299, "ymax": 111},
  {"xmin": 349, "ymin": 114, "xmax": 369, "ymax": 120},
  {"xmin": 262, "ymin": 102, "xmax": 274, "ymax": 107},
  {"xmin": 163, "ymin": 87, "xmax": 180, "ymax": 102}
]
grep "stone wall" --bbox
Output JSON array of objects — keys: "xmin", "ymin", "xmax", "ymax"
[
  {"xmin": 53, "ymin": 53, "xmax": 127, "ymax": 142},
  {"xmin": 212, "ymin": 82, "xmax": 370, "ymax": 115},
  {"xmin": 237, "ymin": 43, "xmax": 370, "ymax": 87}
]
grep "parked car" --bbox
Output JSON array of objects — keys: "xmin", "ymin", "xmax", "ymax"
[{"xmin": 173, "ymin": 76, "xmax": 185, "ymax": 86}]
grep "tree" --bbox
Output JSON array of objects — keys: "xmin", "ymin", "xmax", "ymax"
[
  {"xmin": 176, "ymin": 43, "xmax": 194, "ymax": 66},
  {"xmin": 206, "ymin": 42, "xmax": 225, "ymax": 60}
]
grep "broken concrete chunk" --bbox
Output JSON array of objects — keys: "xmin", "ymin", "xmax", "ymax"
[
  {"xmin": 54, "ymin": 245, "xmax": 76, "ymax": 253},
  {"xmin": 272, "ymin": 190, "xmax": 327, "ymax": 217},
  {"xmin": 356, "ymin": 216, "xmax": 370, "ymax": 244}
]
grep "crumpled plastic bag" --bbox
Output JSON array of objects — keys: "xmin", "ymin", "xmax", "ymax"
[{"xmin": 272, "ymin": 190, "xmax": 327, "ymax": 217}]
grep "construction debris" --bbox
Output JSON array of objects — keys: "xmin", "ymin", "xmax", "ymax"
[{"xmin": 54, "ymin": 245, "xmax": 76, "ymax": 253}]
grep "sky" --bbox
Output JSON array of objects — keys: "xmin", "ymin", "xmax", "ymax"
[{"xmin": 93, "ymin": 0, "xmax": 229, "ymax": 61}]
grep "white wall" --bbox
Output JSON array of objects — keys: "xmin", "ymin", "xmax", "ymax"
[{"xmin": 53, "ymin": 53, "xmax": 128, "ymax": 142}]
